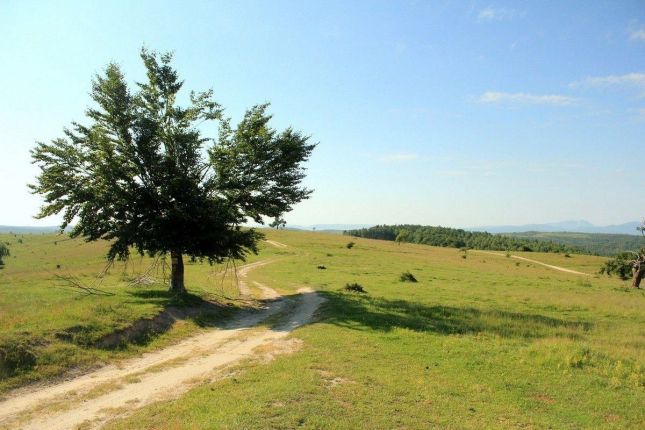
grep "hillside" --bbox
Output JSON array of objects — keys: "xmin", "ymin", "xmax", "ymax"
[
  {"xmin": 345, "ymin": 224, "xmax": 586, "ymax": 254},
  {"xmin": 502, "ymin": 231, "xmax": 644, "ymax": 256},
  {"xmin": 0, "ymin": 230, "xmax": 643, "ymax": 429},
  {"xmin": 469, "ymin": 220, "xmax": 642, "ymax": 235},
  {"xmin": 0, "ymin": 225, "xmax": 63, "ymax": 234}
]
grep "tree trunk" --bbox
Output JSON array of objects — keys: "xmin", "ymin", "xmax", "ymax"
[
  {"xmin": 631, "ymin": 263, "xmax": 643, "ymax": 289},
  {"xmin": 170, "ymin": 250, "xmax": 186, "ymax": 294}
]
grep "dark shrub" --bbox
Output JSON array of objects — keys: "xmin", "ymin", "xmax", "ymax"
[
  {"xmin": 343, "ymin": 283, "xmax": 366, "ymax": 293},
  {"xmin": 0, "ymin": 338, "xmax": 37, "ymax": 378},
  {"xmin": 399, "ymin": 271, "xmax": 417, "ymax": 283},
  {"xmin": 599, "ymin": 252, "xmax": 634, "ymax": 280},
  {"xmin": 346, "ymin": 242, "xmax": 355, "ymax": 249}
]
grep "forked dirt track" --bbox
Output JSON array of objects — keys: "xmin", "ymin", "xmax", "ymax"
[{"xmin": 0, "ymin": 256, "xmax": 324, "ymax": 430}]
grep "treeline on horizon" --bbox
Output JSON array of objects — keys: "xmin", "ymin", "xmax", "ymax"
[
  {"xmin": 344, "ymin": 225, "xmax": 586, "ymax": 254},
  {"xmin": 503, "ymin": 232, "xmax": 643, "ymax": 257}
]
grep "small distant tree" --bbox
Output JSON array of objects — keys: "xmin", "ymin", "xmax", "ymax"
[
  {"xmin": 30, "ymin": 49, "xmax": 315, "ymax": 294},
  {"xmin": 269, "ymin": 216, "xmax": 287, "ymax": 230},
  {"xmin": 0, "ymin": 243, "xmax": 9, "ymax": 267},
  {"xmin": 600, "ymin": 220, "xmax": 644, "ymax": 288},
  {"xmin": 395, "ymin": 228, "xmax": 410, "ymax": 245}
]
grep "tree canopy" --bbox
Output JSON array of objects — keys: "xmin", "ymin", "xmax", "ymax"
[
  {"xmin": 30, "ymin": 49, "xmax": 315, "ymax": 293},
  {"xmin": 599, "ymin": 220, "xmax": 644, "ymax": 288},
  {"xmin": 345, "ymin": 224, "xmax": 585, "ymax": 254}
]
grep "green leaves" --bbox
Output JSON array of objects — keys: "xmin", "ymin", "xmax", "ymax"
[
  {"xmin": 30, "ymin": 48, "xmax": 314, "ymax": 264},
  {"xmin": 210, "ymin": 103, "xmax": 315, "ymax": 223},
  {"xmin": 600, "ymin": 221, "xmax": 645, "ymax": 283},
  {"xmin": 599, "ymin": 253, "xmax": 635, "ymax": 280}
]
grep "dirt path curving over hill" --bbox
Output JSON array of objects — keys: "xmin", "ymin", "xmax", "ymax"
[
  {"xmin": 265, "ymin": 240, "xmax": 288, "ymax": 248},
  {"xmin": 472, "ymin": 250, "xmax": 591, "ymax": 276},
  {"xmin": 0, "ymin": 260, "xmax": 324, "ymax": 430}
]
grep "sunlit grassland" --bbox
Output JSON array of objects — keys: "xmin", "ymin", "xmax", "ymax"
[
  {"xmin": 509, "ymin": 249, "xmax": 610, "ymax": 274},
  {"xmin": 107, "ymin": 230, "xmax": 644, "ymax": 429},
  {"xmin": 0, "ymin": 232, "xmax": 289, "ymax": 392}
]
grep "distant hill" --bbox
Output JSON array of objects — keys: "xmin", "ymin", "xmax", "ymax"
[
  {"xmin": 289, "ymin": 224, "xmax": 374, "ymax": 232},
  {"xmin": 468, "ymin": 220, "xmax": 641, "ymax": 235},
  {"xmin": 502, "ymin": 231, "xmax": 643, "ymax": 256},
  {"xmin": 0, "ymin": 225, "xmax": 64, "ymax": 234},
  {"xmin": 345, "ymin": 225, "xmax": 585, "ymax": 254}
]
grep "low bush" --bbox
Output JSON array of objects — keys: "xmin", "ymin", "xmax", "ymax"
[
  {"xmin": 0, "ymin": 337, "xmax": 37, "ymax": 378},
  {"xmin": 399, "ymin": 271, "xmax": 417, "ymax": 283},
  {"xmin": 343, "ymin": 283, "xmax": 366, "ymax": 293}
]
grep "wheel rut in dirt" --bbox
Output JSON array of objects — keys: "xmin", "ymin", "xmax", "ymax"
[{"xmin": 0, "ymin": 258, "xmax": 324, "ymax": 430}]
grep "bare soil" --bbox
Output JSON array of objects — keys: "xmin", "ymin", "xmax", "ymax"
[{"xmin": 0, "ymin": 259, "xmax": 324, "ymax": 430}]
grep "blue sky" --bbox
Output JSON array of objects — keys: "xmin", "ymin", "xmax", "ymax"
[{"xmin": 1, "ymin": 0, "xmax": 644, "ymax": 228}]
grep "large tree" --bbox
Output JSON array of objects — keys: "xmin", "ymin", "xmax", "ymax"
[{"xmin": 30, "ymin": 49, "xmax": 315, "ymax": 294}]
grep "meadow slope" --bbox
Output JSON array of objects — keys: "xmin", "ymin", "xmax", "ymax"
[{"xmin": 0, "ymin": 230, "xmax": 643, "ymax": 429}]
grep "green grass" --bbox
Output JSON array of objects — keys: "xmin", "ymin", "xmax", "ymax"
[
  {"xmin": 103, "ymin": 230, "xmax": 643, "ymax": 429},
  {"xmin": 2, "ymin": 230, "xmax": 644, "ymax": 428},
  {"xmin": 0, "ymin": 232, "xmax": 288, "ymax": 392}
]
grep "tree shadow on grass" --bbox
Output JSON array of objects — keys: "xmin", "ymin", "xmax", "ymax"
[
  {"xmin": 4, "ymin": 288, "xmax": 290, "ymax": 380},
  {"xmin": 319, "ymin": 291, "xmax": 593, "ymax": 340},
  {"xmin": 53, "ymin": 288, "xmax": 251, "ymax": 350}
]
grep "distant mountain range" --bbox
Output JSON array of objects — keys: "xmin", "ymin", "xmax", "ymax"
[
  {"xmin": 0, "ymin": 225, "xmax": 64, "ymax": 234},
  {"xmin": 468, "ymin": 220, "xmax": 642, "ymax": 235},
  {"xmin": 287, "ymin": 224, "xmax": 374, "ymax": 232},
  {"xmin": 0, "ymin": 224, "xmax": 374, "ymax": 234},
  {"xmin": 2, "ymin": 220, "xmax": 641, "ymax": 236}
]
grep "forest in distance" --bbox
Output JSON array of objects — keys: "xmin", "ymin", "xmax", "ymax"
[
  {"xmin": 503, "ymin": 231, "xmax": 645, "ymax": 257},
  {"xmin": 343, "ymin": 224, "xmax": 640, "ymax": 256}
]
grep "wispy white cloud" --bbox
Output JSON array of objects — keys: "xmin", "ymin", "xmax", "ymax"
[
  {"xmin": 570, "ymin": 72, "xmax": 645, "ymax": 89},
  {"xmin": 477, "ymin": 6, "xmax": 522, "ymax": 22},
  {"xmin": 630, "ymin": 28, "xmax": 645, "ymax": 41},
  {"xmin": 435, "ymin": 170, "xmax": 468, "ymax": 177},
  {"xmin": 478, "ymin": 91, "xmax": 576, "ymax": 106},
  {"xmin": 380, "ymin": 153, "xmax": 419, "ymax": 163}
]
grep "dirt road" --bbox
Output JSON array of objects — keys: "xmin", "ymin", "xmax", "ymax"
[
  {"xmin": 265, "ymin": 240, "xmax": 288, "ymax": 249},
  {"xmin": 0, "ymin": 259, "xmax": 324, "ymax": 430},
  {"xmin": 472, "ymin": 250, "xmax": 591, "ymax": 276}
]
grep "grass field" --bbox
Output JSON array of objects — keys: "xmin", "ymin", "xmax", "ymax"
[
  {"xmin": 0, "ymin": 232, "xmax": 286, "ymax": 392},
  {"xmin": 1, "ymin": 230, "xmax": 644, "ymax": 428}
]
